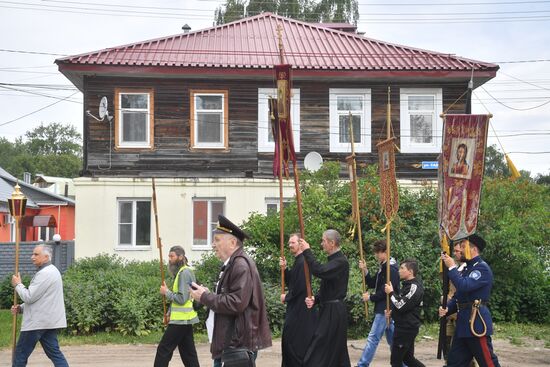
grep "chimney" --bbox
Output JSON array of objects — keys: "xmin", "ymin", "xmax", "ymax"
[
  {"xmin": 23, "ymin": 172, "xmax": 31, "ymax": 184},
  {"xmin": 182, "ymin": 24, "xmax": 191, "ymax": 33}
]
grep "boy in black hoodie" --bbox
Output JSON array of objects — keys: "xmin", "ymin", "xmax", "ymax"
[{"xmin": 385, "ymin": 258, "xmax": 425, "ymax": 367}]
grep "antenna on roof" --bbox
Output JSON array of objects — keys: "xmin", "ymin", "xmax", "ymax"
[
  {"xmin": 86, "ymin": 96, "xmax": 113, "ymax": 122},
  {"xmin": 182, "ymin": 24, "xmax": 191, "ymax": 33}
]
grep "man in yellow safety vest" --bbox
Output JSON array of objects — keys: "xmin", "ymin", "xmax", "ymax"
[{"xmin": 154, "ymin": 245, "xmax": 200, "ymax": 367}]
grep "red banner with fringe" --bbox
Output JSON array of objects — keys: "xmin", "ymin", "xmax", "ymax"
[{"xmin": 440, "ymin": 114, "xmax": 490, "ymax": 240}]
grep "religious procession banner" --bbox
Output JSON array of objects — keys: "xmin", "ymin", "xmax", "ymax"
[
  {"xmin": 377, "ymin": 137, "xmax": 399, "ymax": 220},
  {"xmin": 440, "ymin": 114, "xmax": 490, "ymax": 240},
  {"xmin": 271, "ymin": 64, "xmax": 296, "ymax": 177}
]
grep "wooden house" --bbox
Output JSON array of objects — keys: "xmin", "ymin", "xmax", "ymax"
[{"xmin": 56, "ymin": 13, "xmax": 498, "ymax": 262}]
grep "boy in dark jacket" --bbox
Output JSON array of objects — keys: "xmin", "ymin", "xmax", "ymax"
[
  {"xmin": 385, "ymin": 259, "xmax": 425, "ymax": 367},
  {"xmin": 357, "ymin": 240, "xmax": 400, "ymax": 367}
]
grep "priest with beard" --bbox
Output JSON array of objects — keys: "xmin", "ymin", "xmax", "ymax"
[{"xmin": 279, "ymin": 233, "xmax": 318, "ymax": 367}]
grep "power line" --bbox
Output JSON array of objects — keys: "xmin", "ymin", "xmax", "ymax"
[
  {"xmin": 32, "ymin": 0, "xmax": 550, "ymax": 17},
  {"xmin": 0, "ymin": 91, "xmax": 79, "ymax": 127},
  {"xmin": 0, "ymin": 48, "xmax": 67, "ymax": 57},
  {"xmin": 4, "ymin": 1, "xmax": 550, "ymax": 23}
]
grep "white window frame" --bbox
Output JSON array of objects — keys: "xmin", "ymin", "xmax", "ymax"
[
  {"xmin": 191, "ymin": 92, "xmax": 228, "ymax": 149},
  {"xmin": 116, "ymin": 198, "xmax": 151, "ymax": 250},
  {"xmin": 399, "ymin": 88, "xmax": 443, "ymax": 153},
  {"xmin": 257, "ymin": 88, "xmax": 301, "ymax": 153},
  {"xmin": 264, "ymin": 197, "xmax": 292, "ymax": 214},
  {"xmin": 192, "ymin": 198, "xmax": 225, "ymax": 251},
  {"xmin": 117, "ymin": 91, "xmax": 152, "ymax": 149},
  {"xmin": 329, "ymin": 88, "xmax": 372, "ymax": 153},
  {"xmin": 37, "ymin": 227, "xmax": 54, "ymax": 242}
]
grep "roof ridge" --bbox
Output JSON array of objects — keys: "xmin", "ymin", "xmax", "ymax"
[{"xmin": 56, "ymin": 12, "xmax": 499, "ymax": 71}]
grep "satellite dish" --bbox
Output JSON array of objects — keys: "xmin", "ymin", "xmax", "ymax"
[
  {"xmin": 98, "ymin": 96, "xmax": 108, "ymax": 119},
  {"xmin": 86, "ymin": 96, "xmax": 112, "ymax": 122},
  {"xmin": 304, "ymin": 151, "xmax": 323, "ymax": 172}
]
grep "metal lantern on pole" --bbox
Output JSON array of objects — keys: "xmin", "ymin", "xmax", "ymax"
[{"xmin": 8, "ymin": 182, "xmax": 27, "ymax": 364}]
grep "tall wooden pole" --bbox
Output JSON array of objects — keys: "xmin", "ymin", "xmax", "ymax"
[
  {"xmin": 385, "ymin": 87, "xmax": 392, "ymax": 325},
  {"xmin": 11, "ymin": 217, "xmax": 20, "ymax": 364},
  {"xmin": 293, "ymin": 165, "xmax": 312, "ymax": 298},
  {"xmin": 9, "ymin": 182, "xmax": 27, "ymax": 365},
  {"xmin": 278, "ymin": 116, "xmax": 286, "ymax": 296},
  {"xmin": 348, "ymin": 111, "xmax": 368, "ymax": 317},
  {"xmin": 277, "ymin": 24, "xmax": 312, "ymax": 299},
  {"xmin": 152, "ymin": 178, "xmax": 168, "ymax": 325}
]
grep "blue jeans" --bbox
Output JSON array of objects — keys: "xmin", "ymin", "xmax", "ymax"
[
  {"xmin": 357, "ymin": 313, "xmax": 395, "ymax": 367},
  {"xmin": 13, "ymin": 329, "xmax": 68, "ymax": 367}
]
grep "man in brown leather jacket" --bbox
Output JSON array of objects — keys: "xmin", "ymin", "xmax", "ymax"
[{"xmin": 190, "ymin": 215, "xmax": 272, "ymax": 367}]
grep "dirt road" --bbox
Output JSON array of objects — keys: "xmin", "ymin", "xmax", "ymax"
[{"xmin": 1, "ymin": 338, "xmax": 548, "ymax": 366}]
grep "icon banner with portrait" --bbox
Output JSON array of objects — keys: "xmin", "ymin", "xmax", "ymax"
[
  {"xmin": 440, "ymin": 114, "xmax": 490, "ymax": 240},
  {"xmin": 377, "ymin": 137, "xmax": 399, "ymax": 220},
  {"xmin": 271, "ymin": 64, "xmax": 296, "ymax": 177}
]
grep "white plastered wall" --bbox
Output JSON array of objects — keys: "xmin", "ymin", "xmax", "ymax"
[{"xmin": 74, "ymin": 177, "xmax": 295, "ymax": 264}]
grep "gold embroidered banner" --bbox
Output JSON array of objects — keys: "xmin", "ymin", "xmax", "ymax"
[
  {"xmin": 440, "ymin": 114, "xmax": 490, "ymax": 240},
  {"xmin": 377, "ymin": 137, "xmax": 399, "ymax": 220}
]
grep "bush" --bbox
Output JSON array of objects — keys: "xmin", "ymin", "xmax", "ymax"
[
  {"xmin": 236, "ymin": 162, "xmax": 550, "ymax": 336},
  {"xmin": 63, "ymin": 254, "xmax": 166, "ymax": 335},
  {"xmin": 0, "ymin": 274, "xmax": 32, "ymax": 309}
]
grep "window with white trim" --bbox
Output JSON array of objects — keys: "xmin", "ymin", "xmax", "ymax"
[
  {"xmin": 190, "ymin": 91, "xmax": 228, "ymax": 149},
  {"xmin": 38, "ymin": 227, "xmax": 54, "ymax": 241},
  {"xmin": 265, "ymin": 197, "xmax": 292, "ymax": 214},
  {"xmin": 115, "ymin": 89, "xmax": 154, "ymax": 149},
  {"xmin": 399, "ymin": 88, "xmax": 443, "ymax": 153},
  {"xmin": 193, "ymin": 199, "xmax": 225, "ymax": 249},
  {"xmin": 329, "ymin": 89, "xmax": 371, "ymax": 153},
  {"xmin": 257, "ymin": 88, "xmax": 300, "ymax": 152},
  {"xmin": 117, "ymin": 199, "xmax": 151, "ymax": 248}
]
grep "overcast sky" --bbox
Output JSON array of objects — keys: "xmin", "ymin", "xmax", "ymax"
[{"xmin": 0, "ymin": 0, "xmax": 548, "ymax": 176}]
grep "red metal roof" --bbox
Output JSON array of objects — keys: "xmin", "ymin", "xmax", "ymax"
[{"xmin": 57, "ymin": 13, "xmax": 497, "ymax": 73}]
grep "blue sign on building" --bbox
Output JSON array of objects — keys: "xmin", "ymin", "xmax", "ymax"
[{"xmin": 422, "ymin": 161, "xmax": 439, "ymax": 170}]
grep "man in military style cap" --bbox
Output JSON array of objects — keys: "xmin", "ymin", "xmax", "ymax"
[
  {"xmin": 440, "ymin": 234, "xmax": 501, "ymax": 367},
  {"xmin": 189, "ymin": 215, "xmax": 272, "ymax": 367}
]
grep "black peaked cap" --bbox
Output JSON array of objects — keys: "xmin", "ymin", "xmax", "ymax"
[{"xmin": 214, "ymin": 214, "xmax": 249, "ymax": 242}]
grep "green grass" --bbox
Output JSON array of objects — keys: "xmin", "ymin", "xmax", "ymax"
[
  {"xmin": 0, "ymin": 309, "xmax": 20, "ymax": 349},
  {"xmin": 0, "ymin": 309, "xmax": 208, "ymax": 349},
  {"xmin": 2, "ymin": 309, "xmax": 548, "ymax": 349},
  {"xmin": 418, "ymin": 321, "xmax": 550, "ymax": 348}
]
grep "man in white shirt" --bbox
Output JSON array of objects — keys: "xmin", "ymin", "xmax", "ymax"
[{"xmin": 11, "ymin": 244, "xmax": 68, "ymax": 367}]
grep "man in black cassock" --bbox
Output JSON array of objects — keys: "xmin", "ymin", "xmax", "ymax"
[
  {"xmin": 280, "ymin": 233, "xmax": 318, "ymax": 367},
  {"xmin": 300, "ymin": 229, "xmax": 351, "ymax": 367}
]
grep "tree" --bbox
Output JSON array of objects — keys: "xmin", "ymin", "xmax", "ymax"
[
  {"xmin": 215, "ymin": 0, "xmax": 359, "ymax": 25},
  {"xmin": 0, "ymin": 123, "xmax": 82, "ymax": 179},
  {"xmin": 535, "ymin": 171, "xmax": 550, "ymax": 185},
  {"xmin": 25, "ymin": 122, "xmax": 82, "ymax": 157},
  {"xmin": 201, "ymin": 161, "xmax": 549, "ymax": 336},
  {"xmin": 484, "ymin": 144, "xmax": 531, "ymax": 179}
]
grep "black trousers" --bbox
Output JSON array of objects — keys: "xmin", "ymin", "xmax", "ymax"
[
  {"xmin": 154, "ymin": 324, "xmax": 200, "ymax": 367},
  {"xmin": 447, "ymin": 335, "xmax": 500, "ymax": 367},
  {"xmin": 390, "ymin": 331, "xmax": 425, "ymax": 367}
]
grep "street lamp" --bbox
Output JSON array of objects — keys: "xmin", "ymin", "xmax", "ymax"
[{"xmin": 8, "ymin": 182, "xmax": 26, "ymax": 364}]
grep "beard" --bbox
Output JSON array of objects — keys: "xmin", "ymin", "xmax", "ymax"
[{"xmin": 168, "ymin": 260, "xmax": 184, "ymax": 276}]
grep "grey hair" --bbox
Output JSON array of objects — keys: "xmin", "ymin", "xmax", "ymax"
[
  {"xmin": 323, "ymin": 229, "xmax": 341, "ymax": 247},
  {"xmin": 39, "ymin": 245, "xmax": 53, "ymax": 260}
]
